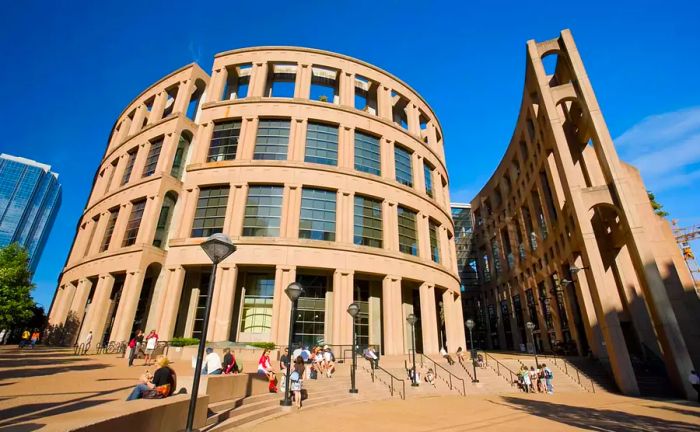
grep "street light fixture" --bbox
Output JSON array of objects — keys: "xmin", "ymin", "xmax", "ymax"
[
  {"xmin": 185, "ymin": 234, "xmax": 236, "ymax": 432},
  {"xmin": 569, "ymin": 266, "xmax": 589, "ymax": 275},
  {"xmin": 280, "ymin": 282, "xmax": 304, "ymax": 406},
  {"xmin": 406, "ymin": 313, "xmax": 419, "ymax": 387},
  {"xmin": 465, "ymin": 319, "xmax": 479, "ymax": 383},
  {"xmin": 347, "ymin": 303, "xmax": 360, "ymax": 394},
  {"xmin": 525, "ymin": 321, "xmax": 539, "ymax": 366}
]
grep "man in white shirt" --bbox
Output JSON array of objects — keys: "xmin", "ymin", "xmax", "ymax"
[
  {"xmin": 323, "ymin": 346, "xmax": 335, "ymax": 377},
  {"xmin": 203, "ymin": 347, "xmax": 223, "ymax": 375}
]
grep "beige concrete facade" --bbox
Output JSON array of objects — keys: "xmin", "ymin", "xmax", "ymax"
[
  {"xmin": 470, "ymin": 30, "xmax": 700, "ymax": 399},
  {"xmin": 48, "ymin": 47, "xmax": 466, "ymax": 356}
]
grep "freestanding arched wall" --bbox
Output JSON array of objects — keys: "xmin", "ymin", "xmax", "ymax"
[
  {"xmin": 469, "ymin": 30, "xmax": 699, "ymax": 399},
  {"xmin": 49, "ymin": 47, "xmax": 466, "ymax": 356}
]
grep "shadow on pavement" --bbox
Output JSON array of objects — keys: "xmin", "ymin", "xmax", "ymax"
[
  {"xmin": 644, "ymin": 404, "xmax": 700, "ymax": 418},
  {"xmin": 0, "ymin": 362, "xmax": 110, "ymax": 381},
  {"xmin": 499, "ymin": 396, "xmax": 700, "ymax": 431}
]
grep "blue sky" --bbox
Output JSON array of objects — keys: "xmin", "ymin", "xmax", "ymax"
[{"xmin": 1, "ymin": 1, "xmax": 699, "ymax": 308}]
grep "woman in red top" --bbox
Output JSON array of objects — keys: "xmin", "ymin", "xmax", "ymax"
[{"xmin": 257, "ymin": 349, "xmax": 277, "ymax": 392}]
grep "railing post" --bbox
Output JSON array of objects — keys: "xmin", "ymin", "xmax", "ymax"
[{"xmin": 564, "ymin": 361, "xmax": 568, "ymax": 375}]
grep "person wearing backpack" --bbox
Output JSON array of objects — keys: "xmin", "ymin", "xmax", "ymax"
[
  {"xmin": 291, "ymin": 356, "xmax": 305, "ymax": 409},
  {"xmin": 543, "ymin": 363, "xmax": 554, "ymax": 394}
]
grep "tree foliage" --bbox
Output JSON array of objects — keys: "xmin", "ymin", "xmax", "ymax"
[
  {"xmin": 0, "ymin": 243, "xmax": 36, "ymax": 329},
  {"xmin": 647, "ymin": 191, "xmax": 669, "ymax": 218}
]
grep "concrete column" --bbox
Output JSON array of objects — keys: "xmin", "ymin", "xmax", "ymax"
[
  {"xmin": 338, "ymin": 126, "xmax": 353, "ymax": 169},
  {"xmin": 443, "ymin": 289, "xmax": 465, "ymax": 352},
  {"xmin": 226, "ymin": 184, "xmax": 248, "ymax": 236},
  {"xmin": 110, "ymin": 202, "xmax": 132, "ymax": 249},
  {"xmin": 131, "ymin": 142, "xmax": 149, "ymax": 180},
  {"xmin": 426, "ymin": 123, "xmax": 438, "ymax": 147},
  {"xmin": 88, "ymin": 212, "xmax": 110, "ymax": 256},
  {"xmin": 173, "ymin": 79, "xmax": 194, "ymax": 115},
  {"xmin": 382, "ymin": 275, "xmax": 404, "ymax": 355},
  {"xmin": 158, "ymin": 266, "xmax": 186, "ymax": 339},
  {"xmin": 116, "ymin": 117, "xmax": 132, "ymax": 144},
  {"xmin": 331, "ymin": 269, "xmax": 354, "ymax": 345},
  {"xmin": 438, "ymin": 226, "xmax": 450, "ymax": 267},
  {"xmin": 417, "ymin": 212, "xmax": 431, "ymax": 260},
  {"xmin": 419, "ymin": 283, "xmax": 439, "ymax": 354},
  {"xmin": 369, "ymin": 283, "xmax": 382, "ymax": 346},
  {"xmin": 205, "ymin": 265, "xmax": 225, "ymax": 340},
  {"xmin": 249, "ymin": 62, "xmax": 268, "ymax": 97},
  {"xmin": 110, "ymin": 270, "xmax": 146, "ymax": 342},
  {"xmin": 148, "ymin": 91, "xmax": 167, "ymax": 125},
  {"xmin": 192, "ymin": 122, "xmax": 213, "ymax": 164},
  {"xmin": 51, "ymin": 284, "xmax": 70, "ymax": 325},
  {"xmin": 128, "ymin": 105, "xmax": 146, "ymax": 136},
  {"xmin": 136, "ymin": 194, "xmax": 161, "ymax": 245},
  {"xmin": 451, "ymin": 291, "xmax": 467, "ymax": 351},
  {"xmin": 380, "ymin": 139, "xmax": 395, "ymax": 181},
  {"xmin": 177, "ymin": 188, "xmax": 198, "ymax": 238},
  {"xmin": 377, "ymin": 85, "xmax": 392, "ymax": 121},
  {"xmin": 238, "ymin": 117, "xmax": 258, "ymax": 161},
  {"xmin": 208, "ymin": 67, "xmax": 226, "ymax": 103},
  {"xmin": 183, "ymin": 287, "xmax": 200, "ymax": 338},
  {"xmin": 155, "ymin": 132, "xmax": 178, "ymax": 174},
  {"xmin": 210, "ymin": 265, "xmax": 238, "ymax": 341},
  {"xmin": 271, "ymin": 266, "xmax": 297, "ymax": 345},
  {"xmin": 382, "ymin": 200, "xmax": 398, "ymax": 252},
  {"xmin": 289, "ymin": 118, "xmax": 307, "ymax": 162},
  {"xmin": 79, "ymin": 274, "xmax": 115, "ymax": 344},
  {"xmin": 336, "ymin": 190, "xmax": 353, "ymax": 244},
  {"xmin": 406, "ymin": 103, "xmax": 420, "ymax": 136},
  {"xmin": 48, "ymin": 287, "xmax": 65, "ymax": 325},
  {"xmin": 69, "ymin": 278, "xmax": 93, "ymax": 321},
  {"xmin": 339, "ymin": 71, "xmax": 354, "ymax": 107},
  {"xmin": 295, "ymin": 64, "xmax": 311, "ymax": 99},
  {"xmin": 112, "ymin": 153, "xmax": 129, "ymax": 190},
  {"xmin": 412, "ymin": 153, "xmax": 425, "ymax": 194}
]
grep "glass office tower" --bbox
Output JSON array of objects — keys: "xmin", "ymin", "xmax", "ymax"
[{"xmin": 0, "ymin": 153, "xmax": 62, "ymax": 272}]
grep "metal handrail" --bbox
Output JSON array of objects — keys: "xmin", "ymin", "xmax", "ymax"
[
  {"xmin": 481, "ymin": 351, "xmax": 518, "ymax": 386},
  {"xmin": 361, "ymin": 362, "xmax": 405, "ymax": 400},
  {"xmin": 456, "ymin": 356, "xmax": 475, "ymax": 381},
  {"xmin": 412, "ymin": 353, "xmax": 466, "ymax": 396},
  {"xmin": 539, "ymin": 353, "xmax": 596, "ymax": 393}
]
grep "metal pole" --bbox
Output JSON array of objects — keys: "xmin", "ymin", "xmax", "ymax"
[
  {"xmin": 530, "ymin": 329, "xmax": 539, "ymax": 366},
  {"xmin": 185, "ymin": 261, "xmax": 218, "ymax": 432},
  {"xmin": 469, "ymin": 328, "xmax": 479, "ymax": 383},
  {"xmin": 411, "ymin": 322, "xmax": 418, "ymax": 386},
  {"xmin": 281, "ymin": 299, "xmax": 297, "ymax": 406},
  {"xmin": 350, "ymin": 317, "xmax": 358, "ymax": 393}
]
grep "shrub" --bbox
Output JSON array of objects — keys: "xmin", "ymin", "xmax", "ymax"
[
  {"xmin": 248, "ymin": 342, "xmax": 276, "ymax": 350},
  {"xmin": 169, "ymin": 337, "xmax": 199, "ymax": 347}
]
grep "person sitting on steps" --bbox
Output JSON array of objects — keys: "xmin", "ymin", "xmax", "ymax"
[{"xmin": 440, "ymin": 346, "xmax": 455, "ymax": 365}]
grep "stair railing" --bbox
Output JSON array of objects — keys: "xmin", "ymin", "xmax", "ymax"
[
  {"xmin": 481, "ymin": 351, "xmax": 518, "ymax": 387},
  {"xmin": 361, "ymin": 362, "xmax": 405, "ymax": 400},
  {"xmin": 409, "ymin": 353, "xmax": 466, "ymax": 396},
  {"xmin": 540, "ymin": 353, "xmax": 595, "ymax": 393}
]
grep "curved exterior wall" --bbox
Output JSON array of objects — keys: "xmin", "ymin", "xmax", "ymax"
[
  {"xmin": 470, "ymin": 30, "xmax": 699, "ymax": 398},
  {"xmin": 48, "ymin": 47, "xmax": 466, "ymax": 356}
]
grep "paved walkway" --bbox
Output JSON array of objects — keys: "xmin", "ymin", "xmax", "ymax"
[{"xmin": 0, "ymin": 346, "xmax": 698, "ymax": 431}]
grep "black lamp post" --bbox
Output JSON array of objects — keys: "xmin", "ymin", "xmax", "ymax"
[
  {"xmin": 526, "ymin": 321, "xmax": 539, "ymax": 366},
  {"xmin": 406, "ymin": 313, "xmax": 419, "ymax": 386},
  {"xmin": 465, "ymin": 319, "xmax": 479, "ymax": 383},
  {"xmin": 185, "ymin": 233, "xmax": 236, "ymax": 432},
  {"xmin": 347, "ymin": 302, "xmax": 360, "ymax": 394},
  {"xmin": 280, "ymin": 282, "xmax": 304, "ymax": 406}
]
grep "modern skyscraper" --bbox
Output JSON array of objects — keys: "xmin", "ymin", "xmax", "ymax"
[{"xmin": 0, "ymin": 153, "xmax": 62, "ymax": 272}]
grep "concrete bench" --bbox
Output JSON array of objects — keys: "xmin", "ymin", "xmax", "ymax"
[
  {"xmin": 58, "ymin": 394, "xmax": 209, "ymax": 432},
  {"xmin": 205, "ymin": 373, "xmax": 270, "ymax": 403}
]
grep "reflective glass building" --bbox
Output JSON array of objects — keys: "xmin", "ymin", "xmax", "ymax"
[{"xmin": 0, "ymin": 153, "xmax": 62, "ymax": 272}]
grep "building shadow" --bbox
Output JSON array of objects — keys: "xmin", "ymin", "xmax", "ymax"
[
  {"xmin": 1, "ymin": 423, "xmax": 44, "ymax": 432},
  {"xmin": 0, "ymin": 385, "xmax": 132, "ymax": 428},
  {"xmin": 644, "ymin": 404, "xmax": 700, "ymax": 418},
  {"xmin": 0, "ymin": 362, "xmax": 109, "ymax": 381},
  {"xmin": 498, "ymin": 396, "xmax": 700, "ymax": 431}
]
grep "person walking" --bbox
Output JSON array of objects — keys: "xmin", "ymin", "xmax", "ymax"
[
  {"xmin": 83, "ymin": 331, "xmax": 93, "ymax": 354},
  {"xmin": 543, "ymin": 363, "xmax": 554, "ymax": 394},
  {"xmin": 30, "ymin": 330, "xmax": 40, "ymax": 349},
  {"xmin": 127, "ymin": 330, "xmax": 143, "ymax": 367},
  {"xmin": 689, "ymin": 370, "xmax": 700, "ymax": 402},
  {"xmin": 19, "ymin": 329, "xmax": 30, "ymax": 348},
  {"xmin": 143, "ymin": 329, "xmax": 159, "ymax": 366},
  {"xmin": 291, "ymin": 355, "xmax": 305, "ymax": 409}
]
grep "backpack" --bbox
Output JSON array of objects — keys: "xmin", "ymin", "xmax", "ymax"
[
  {"xmin": 310, "ymin": 369, "xmax": 318, "ymax": 380},
  {"xmin": 544, "ymin": 369, "xmax": 553, "ymax": 379}
]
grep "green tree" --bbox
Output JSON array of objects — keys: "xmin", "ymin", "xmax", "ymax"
[
  {"xmin": 0, "ymin": 243, "xmax": 36, "ymax": 329},
  {"xmin": 647, "ymin": 191, "xmax": 669, "ymax": 217}
]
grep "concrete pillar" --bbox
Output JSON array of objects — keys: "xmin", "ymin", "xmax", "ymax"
[
  {"xmin": 336, "ymin": 190, "xmax": 353, "ymax": 244},
  {"xmin": 382, "ymin": 275, "xmax": 404, "ymax": 355},
  {"xmin": 131, "ymin": 142, "xmax": 149, "ymax": 180},
  {"xmin": 419, "ymin": 283, "xmax": 439, "ymax": 354},
  {"xmin": 136, "ymin": 194, "xmax": 161, "ymax": 245},
  {"xmin": 79, "ymin": 274, "xmax": 115, "ymax": 344},
  {"xmin": 417, "ymin": 212, "xmax": 431, "ymax": 260},
  {"xmin": 377, "ymin": 85, "xmax": 392, "ymax": 121},
  {"xmin": 380, "ymin": 139, "xmax": 395, "ymax": 181},
  {"xmin": 177, "ymin": 188, "xmax": 198, "ymax": 238},
  {"xmin": 69, "ymin": 278, "xmax": 93, "ymax": 323},
  {"xmin": 148, "ymin": 91, "xmax": 167, "ymax": 125},
  {"xmin": 225, "ymin": 184, "xmax": 248, "ymax": 236},
  {"xmin": 406, "ymin": 103, "xmax": 420, "ymax": 136},
  {"xmin": 331, "ymin": 269, "xmax": 354, "ymax": 345},
  {"xmin": 238, "ymin": 117, "xmax": 258, "ymax": 161},
  {"xmin": 281, "ymin": 184, "xmax": 301, "ymax": 238},
  {"xmin": 271, "ymin": 266, "xmax": 296, "ymax": 345},
  {"xmin": 155, "ymin": 132, "xmax": 178, "ymax": 174},
  {"xmin": 173, "ymin": 79, "xmax": 194, "ymax": 115},
  {"xmin": 205, "ymin": 265, "xmax": 224, "ymax": 339},
  {"xmin": 88, "ymin": 212, "xmax": 110, "ymax": 256},
  {"xmin": 208, "ymin": 68, "xmax": 226, "ymax": 103},
  {"xmin": 338, "ymin": 126, "xmax": 353, "ymax": 169},
  {"xmin": 192, "ymin": 122, "xmax": 213, "ymax": 164},
  {"xmin": 159, "ymin": 266, "xmax": 187, "ymax": 339},
  {"xmin": 443, "ymin": 289, "xmax": 466, "ymax": 352},
  {"xmin": 382, "ymin": 200, "xmax": 398, "ymax": 252},
  {"xmin": 128, "ymin": 105, "xmax": 146, "ymax": 136},
  {"xmin": 110, "ymin": 202, "xmax": 132, "ymax": 250},
  {"xmin": 339, "ymin": 71, "xmax": 354, "ymax": 107},
  {"xmin": 211, "ymin": 265, "xmax": 238, "ymax": 341},
  {"xmin": 289, "ymin": 118, "xmax": 307, "ymax": 162},
  {"xmin": 183, "ymin": 287, "xmax": 200, "ymax": 338},
  {"xmin": 412, "ymin": 153, "xmax": 425, "ymax": 194},
  {"xmin": 295, "ymin": 64, "xmax": 311, "ymax": 99},
  {"xmin": 110, "ymin": 270, "xmax": 146, "ymax": 342},
  {"xmin": 369, "ymin": 282, "xmax": 382, "ymax": 346},
  {"xmin": 249, "ymin": 62, "xmax": 268, "ymax": 98}
]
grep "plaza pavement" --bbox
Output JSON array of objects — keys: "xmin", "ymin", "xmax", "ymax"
[{"xmin": 0, "ymin": 346, "xmax": 698, "ymax": 431}]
